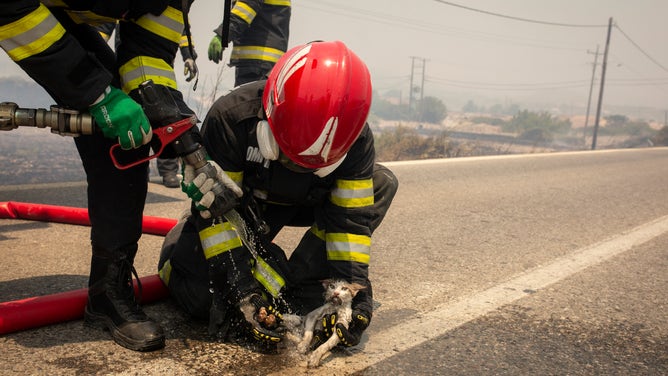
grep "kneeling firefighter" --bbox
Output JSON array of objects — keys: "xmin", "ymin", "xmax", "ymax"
[{"xmin": 159, "ymin": 40, "xmax": 399, "ymax": 348}]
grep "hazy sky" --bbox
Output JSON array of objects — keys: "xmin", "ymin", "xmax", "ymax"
[
  {"xmin": 191, "ymin": 0, "xmax": 668, "ymax": 115},
  {"xmin": 1, "ymin": 0, "xmax": 667, "ymax": 116}
]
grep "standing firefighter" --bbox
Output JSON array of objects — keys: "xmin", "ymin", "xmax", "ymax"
[
  {"xmin": 95, "ymin": 20, "xmax": 199, "ymax": 189},
  {"xmin": 0, "ymin": 1, "xmax": 199, "ymax": 351},
  {"xmin": 159, "ymin": 41, "xmax": 399, "ymax": 349},
  {"xmin": 208, "ymin": 0, "xmax": 291, "ymax": 86}
]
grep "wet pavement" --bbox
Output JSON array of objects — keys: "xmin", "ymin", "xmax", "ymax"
[{"xmin": 1, "ymin": 148, "xmax": 668, "ymax": 375}]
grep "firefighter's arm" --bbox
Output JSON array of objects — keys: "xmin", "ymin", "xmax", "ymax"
[
  {"xmin": 179, "ymin": 33, "xmax": 198, "ymax": 82},
  {"xmin": 208, "ymin": 0, "xmax": 264, "ymax": 63},
  {"xmin": 320, "ymin": 136, "xmax": 377, "ymax": 346}
]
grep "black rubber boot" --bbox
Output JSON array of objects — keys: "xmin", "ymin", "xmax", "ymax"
[{"xmin": 84, "ymin": 245, "xmax": 165, "ymax": 351}]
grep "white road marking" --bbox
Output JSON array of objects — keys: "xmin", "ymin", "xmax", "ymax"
[
  {"xmin": 380, "ymin": 147, "xmax": 664, "ymax": 167},
  {"xmin": 317, "ymin": 214, "xmax": 668, "ymax": 372}
]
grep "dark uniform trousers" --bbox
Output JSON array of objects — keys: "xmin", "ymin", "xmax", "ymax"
[{"xmin": 158, "ymin": 164, "xmax": 398, "ymax": 319}]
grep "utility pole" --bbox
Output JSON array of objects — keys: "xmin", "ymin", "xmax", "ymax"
[
  {"xmin": 408, "ymin": 57, "xmax": 415, "ymax": 116},
  {"xmin": 591, "ymin": 17, "xmax": 613, "ymax": 150},
  {"xmin": 583, "ymin": 45, "xmax": 600, "ymax": 145},
  {"xmin": 420, "ymin": 59, "xmax": 426, "ymax": 103},
  {"xmin": 408, "ymin": 56, "xmax": 426, "ymax": 121}
]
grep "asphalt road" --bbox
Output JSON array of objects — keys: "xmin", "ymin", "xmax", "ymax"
[{"xmin": 1, "ymin": 148, "xmax": 667, "ymax": 375}]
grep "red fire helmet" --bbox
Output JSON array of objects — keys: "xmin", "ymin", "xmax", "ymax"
[{"xmin": 262, "ymin": 40, "xmax": 372, "ymax": 169}]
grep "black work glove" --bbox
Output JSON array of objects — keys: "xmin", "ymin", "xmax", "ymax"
[
  {"xmin": 238, "ymin": 293, "xmax": 285, "ymax": 344},
  {"xmin": 311, "ymin": 309, "xmax": 371, "ymax": 349}
]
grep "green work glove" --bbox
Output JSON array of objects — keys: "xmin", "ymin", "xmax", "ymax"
[
  {"xmin": 208, "ymin": 35, "xmax": 223, "ymax": 63},
  {"xmin": 89, "ymin": 86, "xmax": 152, "ymax": 150}
]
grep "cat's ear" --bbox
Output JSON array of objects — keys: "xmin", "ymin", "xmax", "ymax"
[
  {"xmin": 320, "ymin": 279, "xmax": 333, "ymax": 288},
  {"xmin": 349, "ymin": 283, "xmax": 367, "ymax": 295}
]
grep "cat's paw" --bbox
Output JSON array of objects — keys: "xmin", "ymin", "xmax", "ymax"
[
  {"xmin": 296, "ymin": 341, "xmax": 309, "ymax": 354},
  {"xmin": 307, "ymin": 353, "xmax": 323, "ymax": 368}
]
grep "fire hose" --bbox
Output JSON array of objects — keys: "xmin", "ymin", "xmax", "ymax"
[
  {"xmin": 0, "ymin": 201, "xmax": 177, "ymax": 236},
  {"xmin": 0, "ymin": 201, "xmax": 177, "ymax": 335}
]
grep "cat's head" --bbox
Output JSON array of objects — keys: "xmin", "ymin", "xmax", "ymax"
[{"xmin": 321, "ymin": 279, "xmax": 366, "ymax": 306}]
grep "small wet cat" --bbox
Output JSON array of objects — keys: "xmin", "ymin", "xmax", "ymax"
[{"xmin": 297, "ymin": 279, "xmax": 366, "ymax": 368}]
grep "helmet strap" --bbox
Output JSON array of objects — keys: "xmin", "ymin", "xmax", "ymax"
[{"xmin": 256, "ymin": 120, "xmax": 280, "ymax": 160}]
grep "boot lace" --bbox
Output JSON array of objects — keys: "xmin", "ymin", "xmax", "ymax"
[{"xmin": 110, "ymin": 257, "xmax": 147, "ymax": 320}]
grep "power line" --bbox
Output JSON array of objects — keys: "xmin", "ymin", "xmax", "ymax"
[
  {"xmin": 301, "ymin": 1, "xmax": 592, "ymax": 52},
  {"xmin": 431, "ymin": 0, "xmax": 608, "ymax": 28},
  {"xmin": 613, "ymin": 23, "xmax": 668, "ymax": 73},
  {"xmin": 427, "ymin": 77, "xmax": 590, "ymax": 91}
]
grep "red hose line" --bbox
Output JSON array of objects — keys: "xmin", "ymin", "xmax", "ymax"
[
  {"xmin": 0, "ymin": 201, "xmax": 177, "ymax": 236},
  {"xmin": 0, "ymin": 201, "xmax": 178, "ymax": 334},
  {"xmin": 0, "ymin": 274, "xmax": 169, "ymax": 335}
]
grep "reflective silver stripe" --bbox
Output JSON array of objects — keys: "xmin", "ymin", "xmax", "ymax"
[
  {"xmin": 232, "ymin": 2, "xmax": 257, "ymax": 24},
  {"xmin": 119, "ymin": 56, "xmax": 177, "ymax": 92},
  {"xmin": 136, "ymin": 6, "xmax": 184, "ymax": 43},
  {"xmin": 0, "ymin": 6, "xmax": 60, "ymax": 53},
  {"xmin": 231, "ymin": 46, "xmax": 284, "ymax": 62},
  {"xmin": 327, "ymin": 240, "xmax": 371, "ymax": 255},
  {"xmin": 330, "ymin": 178, "xmax": 374, "ymax": 208},
  {"xmin": 326, "ymin": 232, "xmax": 371, "ymax": 264},
  {"xmin": 252, "ymin": 257, "xmax": 285, "ymax": 297},
  {"xmin": 122, "ymin": 65, "xmax": 175, "ymax": 83},
  {"xmin": 201, "ymin": 228, "xmax": 238, "ymax": 250},
  {"xmin": 332, "ymin": 185, "xmax": 374, "ymax": 200}
]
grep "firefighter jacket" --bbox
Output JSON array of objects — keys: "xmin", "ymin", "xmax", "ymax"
[
  {"xmin": 0, "ymin": 0, "xmax": 191, "ymax": 110},
  {"xmin": 96, "ymin": 22, "xmax": 197, "ymax": 62},
  {"xmin": 214, "ymin": 0, "xmax": 291, "ymax": 67},
  {"xmin": 199, "ymin": 80, "xmax": 376, "ymax": 312}
]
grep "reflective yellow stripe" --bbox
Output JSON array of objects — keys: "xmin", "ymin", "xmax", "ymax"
[
  {"xmin": 119, "ymin": 55, "xmax": 177, "ymax": 93},
  {"xmin": 158, "ymin": 259, "xmax": 172, "ymax": 286},
  {"xmin": 232, "ymin": 2, "xmax": 257, "ymax": 24},
  {"xmin": 265, "ymin": 0, "xmax": 291, "ymax": 6},
  {"xmin": 98, "ymin": 30, "xmax": 111, "ymax": 42},
  {"xmin": 231, "ymin": 45, "xmax": 284, "ymax": 63},
  {"xmin": 326, "ymin": 232, "xmax": 371, "ymax": 264},
  {"xmin": 199, "ymin": 222, "xmax": 242, "ymax": 259},
  {"xmin": 0, "ymin": 4, "xmax": 65, "ymax": 62},
  {"xmin": 179, "ymin": 34, "xmax": 191, "ymax": 48},
  {"xmin": 226, "ymin": 170, "xmax": 243, "ymax": 186},
  {"xmin": 310, "ymin": 224, "xmax": 325, "ymax": 241},
  {"xmin": 135, "ymin": 6, "xmax": 184, "ymax": 44},
  {"xmin": 252, "ymin": 257, "xmax": 285, "ymax": 297},
  {"xmin": 330, "ymin": 178, "xmax": 374, "ymax": 208}
]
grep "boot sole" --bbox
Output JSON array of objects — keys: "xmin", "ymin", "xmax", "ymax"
[{"xmin": 84, "ymin": 308, "xmax": 165, "ymax": 352}]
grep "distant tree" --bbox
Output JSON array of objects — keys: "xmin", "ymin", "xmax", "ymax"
[
  {"xmin": 488, "ymin": 103, "xmax": 504, "ymax": 115},
  {"xmin": 601, "ymin": 114, "xmax": 654, "ymax": 137},
  {"xmin": 506, "ymin": 103, "xmax": 520, "ymax": 116},
  {"xmin": 503, "ymin": 110, "xmax": 571, "ymax": 144},
  {"xmin": 416, "ymin": 96, "xmax": 447, "ymax": 124},
  {"xmin": 462, "ymin": 100, "xmax": 478, "ymax": 113},
  {"xmin": 604, "ymin": 114, "xmax": 629, "ymax": 128},
  {"xmin": 470, "ymin": 116, "xmax": 505, "ymax": 126},
  {"xmin": 371, "ymin": 91, "xmax": 410, "ymax": 121},
  {"xmin": 653, "ymin": 126, "xmax": 668, "ymax": 145}
]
